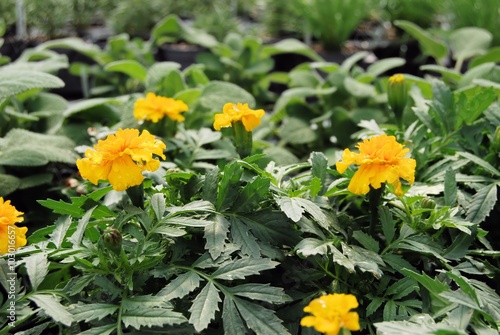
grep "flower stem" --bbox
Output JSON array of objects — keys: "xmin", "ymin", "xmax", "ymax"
[
  {"xmin": 233, "ymin": 121, "xmax": 253, "ymax": 158},
  {"xmin": 369, "ymin": 185, "xmax": 384, "ymax": 235}
]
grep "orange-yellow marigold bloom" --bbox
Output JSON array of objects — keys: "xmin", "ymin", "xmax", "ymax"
[
  {"xmin": 134, "ymin": 92, "xmax": 188, "ymax": 123},
  {"xmin": 76, "ymin": 128, "xmax": 166, "ymax": 191},
  {"xmin": 301, "ymin": 293, "xmax": 360, "ymax": 335},
  {"xmin": 336, "ymin": 134, "xmax": 416, "ymax": 196},
  {"xmin": 213, "ymin": 103, "xmax": 265, "ymax": 132},
  {"xmin": 0, "ymin": 197, "xmax": 27, "ymax": 254}
]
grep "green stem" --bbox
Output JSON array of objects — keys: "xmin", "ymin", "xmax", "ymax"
[
  {"xmin": 232, "ymin": 121, "xmax": 253, "ymax": 159},
  {"xmin": 369, "ymin": 185, "xmax": 384, "ymax": 235}
]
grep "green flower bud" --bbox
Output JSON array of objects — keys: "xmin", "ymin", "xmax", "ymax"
[
  {"xmin": 420, "ymin": 197, "xmax": 436, "ymax": 210},
  {"xmin": 103, "ymin": 226, "xmax": 122, "ymax": 255},
  {"xmin": 387, "ymin": 74, "xmax": 408, "ymax": 130}
]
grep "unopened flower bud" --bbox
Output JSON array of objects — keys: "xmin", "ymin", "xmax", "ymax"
[
  {"xmin": 102, "ymin": 226, "xmax": 122, "ymax": 255},
  {"xmin": 388, "ymin": 74, "xmax": 408, "ymax": 129},
  {"xmin": 420, "ymin": 197, "xmax": 436, "ymax": 210}
]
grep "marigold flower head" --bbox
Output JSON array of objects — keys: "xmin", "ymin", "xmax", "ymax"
[
  {"xmin": 301, "ymin": 293, "xmax": 360, "ymax": 335},
  {"xmin": 134, "ymin": 92, "xmax": 188, "ymax": 123},
  {"xmin": 213, "ymin": 103, "xmax": 265, "ymax": 132},
  {"xmin": 336, "ymin": 134, "xmax": 416, "ymax": 196},
  {"xmin": 0, "ymin": 197, "xmax": 27, "ymax": 254},
  {"xmin": 76, "ymin": 128, "xmax": 166, "ymax": 191}
]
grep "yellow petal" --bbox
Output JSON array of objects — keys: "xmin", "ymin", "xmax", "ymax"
[
  {"xmin": 343, "ymin": 312, "xmax": 361, "ymax": 331},
  {"xmin": 107, "ymin": 156, "xmax": 145, "ymax": 191}
]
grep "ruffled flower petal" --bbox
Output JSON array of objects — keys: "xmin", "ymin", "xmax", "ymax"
[
  {"xmin": 213, "ymin": 103, "xmax": 265, "ymax": 131},
  {"xmin": 133, "ymin": 92, "xmax": 188, "ymax": 123}
]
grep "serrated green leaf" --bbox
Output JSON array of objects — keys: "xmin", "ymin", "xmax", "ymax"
[
  {"xmin": 152, "ymin": 226, "xmax": 186, "ymax": 237},
  {"xmin": 104, "ymin": 60, "xmax": 147, "ymax": 83},
  {"xmin": 24, "ymin": 253, "xmax": 49, "ymax": 291},
  {"xmin": 380, "ymin": 207, "xmax": 395, "ymax": 245},
  {"xmin": 457, "ymin": 151, "xmax": 500, "ymax": 177},
  {"xmin": 466, "ymin": 184, "xmax": 498, "ymax": 224},
  {"xmin": 276, "ymin": 196, "xmax": 304, "ymax": 222},
  {"xmin": 122, "ymin": 295, "xmax": 173, "ymax": 311},
  {"xmin": 78, "ymin": 324, "xmax": 116, "ymax": 335},
  {"xmin": 230, "ymin": 217, "xmax": 261, "ymax": 258},
  {"xmin": 121, "ymin": 308, "xmax": 187, "ymax": 329},
  {"xmin": 401, "ymin": 269, "xmax": 450, "ymax": 308},
  {"xmin": 223, "ymin": 297, "xmax": 247, "ymax": 335},
  {"xmin": 70, "ymin": 303, "xmax": 118, "ymax": 322},
  {"xmin": 366, "ymin": 297, "xmax": 384, "ymax": 317},
  {"xmin": 48, "ymin": 216, "xmax": 72, "ymax": 248},
  {"xmin": 204, "ymin": 214, "xmax": 229, "ymax": 259},
  {"xmin": 295, "ymin": 238, "xmax": 333, "ymax": 256},
  {"xmin": 233, "ymin": 176, "xmax": 270, "ymax": 212},
  {"xmin": 203, "ymin": 167, "xmax": 219, "ymax": 205},
  {"xmin": 157, "ymin": 271, "xmax": 201, "ymax": 300},
  {"xmin": 216, "ymin": 163, "xmax": 243, "ymax": 211},
  {"xmin": 189, "ymin": 282, "xmax": 221, "ymax": 332},
  {"xmin": 239, "ymin": 210, "xmax": 301, "ymax": 247},
  {"xmin": 383, "ymin": 300, "xmax": 397, "ymax": 321},
  {"xmin": 212, "ymin": 258, "xmax": 278, "ymax": 280},
  {"xmin": 29, "ymin": 294, "xmax": 74, "ymax": 327},
  {"xmin": 0, "ymin": 69, "xmax": 64, "ymax": 100},
  {"xmin": 352, "ymin": 231, "xmax": 380, "ymax": 253},
  {"xmin": 342, "ymin": 243, "xmax": 384, "ymax": 279},
  {"xmin": 233, "ymin": 297, "xmax": 290, "ymax": 335},
  {"xmin": 151, "ymin": 193, "xmax": 166, "ymax": 222},
  {"xmin": 444, "ymin": 169, "xmax": 457, "ymax": 207},
  {"xmin": 228, "ymin": 283, "xmax": 291, "ymax": 304},
  {"xmin": 310, "ymin": 151, "xmax": 328, "ymax": 195},
  {"xmin": 68, "ymin": 206, "xmax": 96, "ymax": 246},
  {"xmin": 37, "ymin": 199, "xmax": 85, "ymax": 217}
]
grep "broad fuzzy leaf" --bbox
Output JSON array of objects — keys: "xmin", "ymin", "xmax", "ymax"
[
  {"xmin": 104, "ymin": 60, "xmax": 147, "ymax": 83},
  {"xmin": 0, "ymin": 69, "xmax": 64, "ymax": 101},
  {"xmin": 188, "ymin": 282, "xmax": 221, "ymax": 331},
  {"xmin": 212, "ymin": 258, "xmax": 278, "ymax": 280},
  {"xmin": 466, "ymin": 184, "xmax": 498, "ymax": 224},
  {"xmin": 199, "ymin": 81, "xmax": 255, "ymax": 111},
  {"xmin": 157, "ymin": 271, "xmax": 201, "ymax": 300}
]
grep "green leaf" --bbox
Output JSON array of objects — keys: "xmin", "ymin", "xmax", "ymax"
[
  {"xmin": 0, "ymin": 173, "xmax": 20, "ymax": 196},
  {"xmin": 457, "ymin": 151, "xmax": 500, "ymax": 177},
  {"xmin": 444, "ymin": 169, "xmax": 457, "ymax": 207},
  {"xmin": 29, "ymin": 294, "xmax": 74, "ymax": 327},
  {"xmin": 70, "ymin": 303, "xmax": 118, "ymax": 322},
  {"xmin": 104, "ymin": 60, "xmax": 147, "ymax": 83},
  {"xmin": 344, "ymin": 77, "xmax": 376, "ymax": 98},
  {"xmin": 204, "ymin": 215, "xmax": 230, "ymax": 259},
  {"xmin": 429, "ymin": 80, "xmax": 455, "ymax": 135},
  {"xmin": 367, "ymin": 57, "xmax": 406, "ymax": 78},
  {"xmin": 37, "ymin": 199, "xmax": 85, "ymax": 217},
  {"xmin": 233, "ymin": 176, "xmax": 270, "ymax": 212},
  {"xmin": 352, "ymin": 231, "xmax": 380, "ymax": 253},
  {"xmin": 212, "ymin": 258, "xmax": 278, "ymax": 280},
  {"xmin": 24, "ymin": 253, "xmax": 49, "ymax": 291},
  {"xmin": 19, "ymin": 173, "xmax": 53, "ymax": 189},
  {"xmin": 78, "ymin": 324, "xmax": 116, "ymax": 335},
  {"xmin": 309, "ymin": 152, "xmax": 328, "ymax": 195},
  {"xmin": 46, "ymin": 217, "xmax": 71, "ymax": 248},
  {"xmin": 394, "ymin": 20, "xmax": 448, "ymax": 61},
  {"xmin": 199, "ymin": 81, "xmax": 255, "ymax": 111},
  {"xmin": 276, "ymin": 196, "xmax": 304, "ymax": 222},
  {"xmin": 233, "ymin": 297, "xmax": 290, "ymax": 335},
  {"xmin": 271, "ymin": 87, "xmax": 336, "ymax": 120},
  {"xmin": 151, "ymin": 193, "xmax": 166, "ymax": 222},
  {"xmin": 342, "ymin": 243, "xmax": 384, "ymax": 279},
  {"xmin": 203, "ymin": 167, "xmax": 219, "ymax": 205},
  {"xmin": 157, "ymin": 271, "xmax": 201, "ymax": 300},
  {"xmin": 262, "ymin": 38, "xmax": 322, "ymax": 61},
  {"xmin": 465, "ymin": 184, "xmax": 498, "ymax": 224},
  {"xmin": 380, "ymin": 207, "xmax": 395, "ymax": 244},
  {"xmin": 68, "ymin": 206, "xmax": 97, "ymax": 246},
  {"xmin": 121, "ymin": 308, "xmax": 187, "ymax": 330},
  {"xmin": 469, "ymin": 47, "xmax": 500, "ymax": 68},
  {"xmin": 189, "ymin": 282, "xmax": 221, "ymax": 332},
  {"xmin": 279, "ymin": 116, "xmax": 318, "ymax": 144},
  {"xmin": 230, "ymin": 217, "xmax": 261, "ymax": 258},
  {"xmin": 292, "ymin": 197, "xmax": 332, "ymax": 230},
  {"xmin": 456, "ymin": 88, "xmax": 496, "ymax": 126},
  {"xmin": 222, "ymin": 297, "xmax": 247, "ymax": 335},
  {"xmin": 401, "ymin": 269, "xmax": 450, "ymax": 307},
  {"xmin": 122, "ymin": 295, "xmax": 173, "ymax": 311},
  {"xmin": 0, "ymin": 69, "xmax": 64, "ymax": 101},
  {"xmin": 216, "ymin": 163, "xmax": 243, "ymax": 211},
  {"xmin": 228, "ymin": 284, "xmax": 291, "ymax": 304},
  {"xmin": 383, "ymin": 300, "xmax": 397, "ymax": 321},
  {"xmin": 295, "ymin": 238, "xmax": 333, "ymax": 257},
  {"xmin": 449, "ymin": 28, "xmax": 492, "ymax": 63}
]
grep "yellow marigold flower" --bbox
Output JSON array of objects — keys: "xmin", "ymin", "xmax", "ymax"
[
  {"xmin": 301, "ymin": 293, "xmax": 360, "ymax": 335},
  {"xmin": 336, "ymin": 134, "xmax": 416, "ymax": 196},
  {"xmin": 213, "ymin": 103, "xmax": 265, "ymax": 132},
  {"xmin": 0, "ymin": 197, "xmax": 27, "ymax": 254},
  {"xmin": 134, "ymin": 92, "xmax": 188, "ymax": 123},
  {"xmin": 0, "ymin": 224, "xmax": 28, "ymax": 254},
  {"xmin": 76, "ymin": 128, "xmax": 166, "ymax": 191}
]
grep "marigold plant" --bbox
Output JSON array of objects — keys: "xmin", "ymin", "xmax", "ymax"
[
  {"xmin": 0, "ymin": 197, "xmax": 27, "ymax": 254},
  {"xmin": 336, "ymin": 134, "xmax": 416, "ymax": 195},
  {"xmin": 213, "ymin": 102, "xmax": 265, "ymax": 131},
  {"xmin": 133, "ymin": 92, "xmax": 188, "ymax": 123},
  {"xmin": 76, "ymin": 128, "xmax": 166, "ymax": 191},
  {"xmin": 301, "ymin": 293, "xmax": 360, "ymax": 335}
]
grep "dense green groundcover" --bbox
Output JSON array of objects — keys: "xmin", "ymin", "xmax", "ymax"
[{"xmin": 1, "ymin": 16, "xmax": 500, "ymax": 335}]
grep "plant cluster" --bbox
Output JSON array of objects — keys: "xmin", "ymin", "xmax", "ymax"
[{"xmin": 0, "ymin": 8, "xmax": 500, "ymax": 335}]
